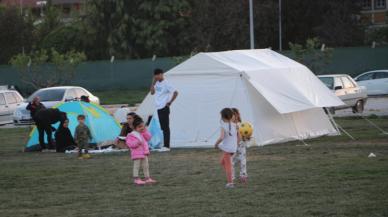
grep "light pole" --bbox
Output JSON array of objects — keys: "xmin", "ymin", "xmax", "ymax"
[
  {"xmin": 249, "ymin": 0, "xmax": 254, "ymax": 49},
  {"xmin": 36, "ymin": 1, "xmax": 47, "ymax": 17},
  {"xmin": 278, "ymin": 0, "xmax": 282, "ymax": 51},
  {"xmin": 20, "ymin": 0, "xmax": 23, "ymax": 16},
  {"xmin": 110, "ymin": 56, "xmax": 115, "ymax": 81}
]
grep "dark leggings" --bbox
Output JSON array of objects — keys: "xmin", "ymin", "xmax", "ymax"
[
  {"xmin": 37, "ymin": 124, "xmax": 53, "ymax": 149},
  {"xmin": 157, "ymin": 106, "xmax": 170, "ymax": 148}
]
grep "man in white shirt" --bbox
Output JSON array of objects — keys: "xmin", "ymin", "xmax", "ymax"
[{"xmin": 150, "ymin": 68, "xmax": 178, "ymax": 151}]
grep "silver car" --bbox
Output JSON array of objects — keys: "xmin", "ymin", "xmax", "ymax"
[
  {"xmin": 354, "ymin": 70, "xmax": 388, "ymax": 95},
  {"xmin": 318, "ymin": 74, "xmax": 368, "ymax": 114},
  {"xmin": 13, "ymin": 86, "xmax": 100, "ymax": 125},
  {"xmin": 0, "ymin": 89, "xmax": 24, "ymax": 125}
]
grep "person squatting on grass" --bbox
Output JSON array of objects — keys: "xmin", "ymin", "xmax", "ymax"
[
  {"xmin": 74, "ymin": 114, "xmax": 92, "ymax": 159},
  {"xmin": 214, "ymin": 108, "xmax": 240, "ymax": 189},
  {"xmin": 231, "ymin": 108, "xmax": 248, "ymax": 184},
  {"xmin": 126, "ymin": 116, "xmax": 157, "ymax": 186}
]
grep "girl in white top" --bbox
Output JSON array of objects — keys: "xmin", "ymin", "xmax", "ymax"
[{"xmin": 214, "ymin": 108, "xmax": 240, "ymax": 188}]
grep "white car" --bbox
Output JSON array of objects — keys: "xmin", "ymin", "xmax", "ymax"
[
  {"xmin": 0, "ymin": 89, "xmax": 24, "ymax": 125},
  {"xmin": 13, "ymin": 86, "xmax": 100, "ymax": 125},
  {"xmin": 318, "ymin": 74, "xmax": 368, "ymax": 114},
  {"xmin": 354, "ymin": 70, "xmax": 388, "ymax": 95}
]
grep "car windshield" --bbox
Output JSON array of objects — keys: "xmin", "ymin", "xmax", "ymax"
[
  {"xmin": 318, "ymin": 77, "xmax": 334, "ymax": 89},
  {"xmin": 27, "ymin": 89, "xmax": 65, "ymax": 102}
]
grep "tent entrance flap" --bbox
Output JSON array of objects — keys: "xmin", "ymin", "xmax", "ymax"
[{"xmin": 246, "ymin": 77, "xmax": 316, "ymax": 114}]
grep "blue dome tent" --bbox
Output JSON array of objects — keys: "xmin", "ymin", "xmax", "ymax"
[{"xmin": 25, "ymin": 101, "xmax": 121, "ymax": 151}]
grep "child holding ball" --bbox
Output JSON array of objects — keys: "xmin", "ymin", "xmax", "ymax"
[
  {"xmin": 126, "ymin": 116, "xmax": 157, "ymax": 186},
  {"xmin": 214, "ymin": 108, "xmax": 239, "ymax": 188},
  {"xmin": 231, "ymin": 108, "xmax": 248, "ymax": 184}
]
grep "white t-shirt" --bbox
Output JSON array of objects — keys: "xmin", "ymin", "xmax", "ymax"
[
  {"xmin": 218, "ymin": 121, "xmax": 238, "ymax": 153},
  {"xmin": 154, "ymin": 80, "xmax": 176, "ymax": 110}
]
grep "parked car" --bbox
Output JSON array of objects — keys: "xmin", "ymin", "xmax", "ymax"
[
  {"xmin": 13, "ymin": 86, "xmax": 100, "ymax": 125},
  {"xmin": 354, "ymin": 70, "xmax": 388, "ymax": 95},
  {"xmin": 318, "ymin": 74, "xmax": 368, "ymax": 114},
  {"xmin": 0, "ymin": 89, "xmax": 24, "ymax": 125}
]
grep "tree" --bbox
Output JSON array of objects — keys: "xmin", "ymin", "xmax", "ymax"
[
  {"xmin": 183, "ymin": 0, "xmax": 278, "ymax": 52},
  {"xmin": 283, "ymin": 0, "xmax": 363, "ymax": 48},
  {"xmin": 0, "ymin": 7, "xmax": 34, "ymax": 64},
  {"xmin": 365, "ymin": 27, "xmax": 388, "ymax": 46},
  {"xmin": 314, "ymin": 0, "xmax": 364, "ymax": 47},
  {"xmin": 80, "ymin": 0, "xmax": 191, "ymax": 59},
  {"xmin": 79, "ymin": 0, "xmax": 135, "ymax": 60},
  {"xmin": 289, "ymin": 38, "xmax": 333, "ymax": 74},
  {"xmin": 35, "ymin": 3, "xmax": 62, "ymax": 47},
  {"xmin": 131, "ymin": 0, "xmax": 191, "ymax": 57},
  {"xmin": 39, "ymin": 23, "xmax": 85, "ymax": 53},
  {"xmin": 9, "ymin": 49, "xmax": 86, "ymax": 89}
]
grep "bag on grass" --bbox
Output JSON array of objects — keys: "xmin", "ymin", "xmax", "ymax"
[{"xmin": 148, "ymin": 112, "xmax": 163, "ymax": 150}]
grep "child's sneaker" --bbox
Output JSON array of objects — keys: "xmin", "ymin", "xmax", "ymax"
[
  {"xmin": 83, "ymin": 154, "xmax": 91, "ymax": 159},
  {"xmin": 134, "ymin": 178, "xmax": 146, "ymax": 186},
  {"xmin": 225, "ymin": 183, "xmax": 235, "ymax": 189},
  {"xmin": 144, "ymin": 177, "xmax": 157, "ymax": 184}
]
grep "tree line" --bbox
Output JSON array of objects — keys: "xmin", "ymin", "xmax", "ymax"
[{"xmin": 0, "ymin": 0, "xmax": 369, "ymax": 64}]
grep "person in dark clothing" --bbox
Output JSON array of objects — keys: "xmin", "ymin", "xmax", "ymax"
[
  {"xmin": 80, "ymin": 95, "xmax": 90, "ymax": 103},
  {"xmin": 26, "ymin": 96, "xmax": 46, "ymax": 121},
  {"xmin": 55, "ymin": 119, "xmax": 76, "ymax": 152},
  {"xmin": 34, "ymin": 108, "xmax": 67, "ymax": 150}
]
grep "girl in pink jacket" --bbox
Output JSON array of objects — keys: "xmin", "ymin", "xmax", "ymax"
[{"xmin": 126, "ymin": 116, "xmax": 157, "ymax": 185}]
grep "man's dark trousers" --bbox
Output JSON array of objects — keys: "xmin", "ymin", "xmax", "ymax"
[{"xmin": 157, "ymin": 106, "xmax": 170, "ymax": 148}]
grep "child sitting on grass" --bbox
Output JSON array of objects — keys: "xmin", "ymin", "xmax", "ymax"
[
  {"xmin": 214, "ymin": 108, "xmax": 239, "ymax": 189},
  {"xmin": 126, "ymin": 116, "xmax": 157, "ymax": 186},
  {"xmin": 231, "ymin": 108, "xmax": 248, "ymax": 184},
  {"xmin": 55, "ymin": 119, "xmax": 76, "ymax": 153},
  {"xmin": 74, "ymin": 114, "xmax": 92, "ymax": 159}
]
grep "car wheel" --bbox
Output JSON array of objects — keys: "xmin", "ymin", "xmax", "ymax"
[{"xmin": 352, "ymin": 100, "xmax": 364, "ymax": 113}]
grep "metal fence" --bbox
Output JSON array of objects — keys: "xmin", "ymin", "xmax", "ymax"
[{"xmin": 1, "ymin": 46, "xmax": 387, "ymax": 94}]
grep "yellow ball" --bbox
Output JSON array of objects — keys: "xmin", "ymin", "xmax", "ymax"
[{"xmin": 239, "ymin": 122, "xmax": 253, "ymax": 138}]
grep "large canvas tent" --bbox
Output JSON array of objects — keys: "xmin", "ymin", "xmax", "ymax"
[{"xmin": 138, "ymin": 49, "xmax": 344, "ymax": 148}]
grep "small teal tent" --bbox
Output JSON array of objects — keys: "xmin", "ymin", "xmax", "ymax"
[{"xmin": 26, "ymin": 101, "xmax": 121, "ymax": 149}]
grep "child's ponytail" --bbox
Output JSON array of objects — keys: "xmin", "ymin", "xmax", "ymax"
[{"xmin": 221, "ymin": 108, "xmax": 234, "ymax": 136}]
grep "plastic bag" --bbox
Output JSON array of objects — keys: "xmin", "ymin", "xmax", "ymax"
[{"xmin": 148, "ymin": 112, "xmax": 164, "ymax": 150}]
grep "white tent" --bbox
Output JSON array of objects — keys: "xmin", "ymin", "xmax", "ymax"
[{"xmin": 138, "ymin": 49, "xmax": 344, "ymax": 148}]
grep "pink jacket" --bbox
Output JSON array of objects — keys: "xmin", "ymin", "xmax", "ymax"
[{"xmin": 126, "ymin": 129, "xmax": 152, "ymax": 160}]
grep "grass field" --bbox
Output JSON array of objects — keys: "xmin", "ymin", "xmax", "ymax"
[
  {"xmin": 94, "ymin": 89, "xmax": 149, "ymax": 105},
  {"xmin": 0, "ymin": 117, "xmax": 388, "ymax": 217}
]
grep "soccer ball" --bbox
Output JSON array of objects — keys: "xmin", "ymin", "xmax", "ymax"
[{"xmin": 239, "ymin": 122, "xmax": 253, "ymax": 138}]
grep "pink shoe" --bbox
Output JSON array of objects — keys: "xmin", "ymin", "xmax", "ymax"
[
  {"xmin": 144, "ymin": 177, "xmax": 157, "ymax": 184},
  {"xmin": 134, "ymin": 178, "xmax": 146, "ymax": 186}
]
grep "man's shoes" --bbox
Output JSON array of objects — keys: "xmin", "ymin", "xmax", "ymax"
[{"xmin": 158, "ymin": 147, "xmax": 170, "ymax": 152}]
